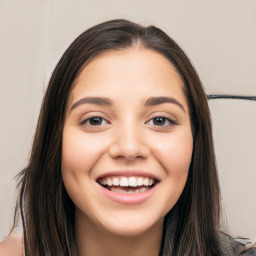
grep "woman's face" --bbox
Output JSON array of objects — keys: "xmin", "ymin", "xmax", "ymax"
[{"xmin": 62, "ymin": 47, "xmax": 193, "ymax": 236}]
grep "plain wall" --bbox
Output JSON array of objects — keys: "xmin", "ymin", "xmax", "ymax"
[{"xmin": 0, "ymin": 0, "xmax": 256, "ymax": 241}]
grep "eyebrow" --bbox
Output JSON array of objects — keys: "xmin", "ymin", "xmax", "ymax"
[
  {"xmin": 145, "ymin": 96, "xmax": 186, "ymax": 112},
  {"xmin": 70, "ymin": 96, "xmax": 186, "ymax": 112},
  {"xmin": 70, "ymin": 97, "xmax": 112, "ymax": 112}
]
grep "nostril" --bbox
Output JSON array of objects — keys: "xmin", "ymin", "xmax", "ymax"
[{"xmin": 108, "ymin": 142, "xmax": 149, "ymax": 160}]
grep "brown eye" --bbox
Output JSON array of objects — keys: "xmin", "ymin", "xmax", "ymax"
[
  {"xmin": 152, "ymin": 117, "xmax": 166, "ymax": 126},
  {"xmin": 81, "ymin": 116, "xmax": 108, "ymax": 126},
  {"xmin": 89, "ymin": 117, "xmax": 103, "ymax": 125},
  {"xmin": 146, "ymin": 116, "xmax": 177, "ymax": 127}
]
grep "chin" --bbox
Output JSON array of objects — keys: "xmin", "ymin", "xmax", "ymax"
[{"xmin": 98, "ymin": 213, "xmax": 164, "ymax": 238}]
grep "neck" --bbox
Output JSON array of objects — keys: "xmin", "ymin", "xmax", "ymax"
[{"xmin": 75, "ymin": 211, "xmax": 163, "ymax": 256}]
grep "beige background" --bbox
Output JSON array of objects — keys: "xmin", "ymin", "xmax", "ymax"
[{"xmin": 0, "ymin": 0, "xmax": 255, "ymax": 241}]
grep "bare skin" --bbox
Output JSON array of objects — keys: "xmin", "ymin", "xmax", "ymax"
[
  {"xmin": 0, "ymin": 228, "xmax": 23, "ymax": 256},
  {"xmin": 62, "ymin": 47, "xmax": 193, "ymax": 256},
  {"xmin": 76, "ymin": 211, "xmax": 163, "ymax": 256}
]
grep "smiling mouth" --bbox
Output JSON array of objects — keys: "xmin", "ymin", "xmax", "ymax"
[{"xmin": 97, "ymin": 176, "xmax": 158, "ymax": 194}]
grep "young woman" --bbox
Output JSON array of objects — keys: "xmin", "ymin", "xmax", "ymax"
[{"xmin": 1, "ymin": 19, "xmax": 252, "ymax": 256}]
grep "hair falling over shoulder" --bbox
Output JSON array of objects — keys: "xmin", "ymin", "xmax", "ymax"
[{"xmin": 14, "ymin": 19, "xmax": 225, "ymax": 256}]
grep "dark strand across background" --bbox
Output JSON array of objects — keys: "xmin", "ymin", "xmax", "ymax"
[{"xmin": 208, "ymin": 95, "xmax": 256, "ymax": 101}]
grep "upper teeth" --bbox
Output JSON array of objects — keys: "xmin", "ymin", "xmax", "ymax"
[{"xmin": 98, "ymin": 176, "xmax": 156, "ymax": 187}]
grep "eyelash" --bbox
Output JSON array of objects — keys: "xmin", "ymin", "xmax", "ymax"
[
  {"xmin": 145, "ymin": 116, "xmax": 177, "ymax": 127},
  {"xmin": 80, "ymin": 115, "xmax": 177, "ymax": 127},
  {"xmin": 80, "ymin": 116, "xmax": 108, "ymax": 126}
]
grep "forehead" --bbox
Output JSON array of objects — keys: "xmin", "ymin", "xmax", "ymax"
[{"xmin": 69, "ymin": 47, "xmax": 188, "ymax": 110}]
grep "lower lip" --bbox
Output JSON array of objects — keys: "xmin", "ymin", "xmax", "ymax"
[{"xmin": 97, "ymin": 183, "xmax": 158, "ymax": 205}]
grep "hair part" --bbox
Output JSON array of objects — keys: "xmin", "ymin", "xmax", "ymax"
[{"xmin": 16, "ymin": 19, "xmax": 221, "ymax": 255}]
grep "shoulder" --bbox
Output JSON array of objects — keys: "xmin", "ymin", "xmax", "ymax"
[
  {"xmin": 218, "ymin": 232, "xmax": 238, "ymax": 255},
  {"xmin": 234, "ymin": 237, "xmax": 256, "ymax": 256},
  {"xmin": 0, "ymin": 228, "xmax": 23, "ymax": 256},
  {"xmin": 218, "ymin": 232, "xmax": 256, "ymax": 256}
]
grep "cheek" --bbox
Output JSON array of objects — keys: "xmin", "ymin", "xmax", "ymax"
[
  {"xmin": 152, "ymin": 130, "xmax": 193, "ymax": 174},
  {"xmin": 150, "ymin": 130, "xmax": 193, "ymax": 210},
  {"xmin": 61, "ymin": 126, "xmax": 110, "ymax": 214},
  {"xmin": 62, "ymin": 127, "xmax": 103, "ymax": 170},
  {"xmin": 61, "ymin": 127, "xmax": 107, "ymax": 190}
]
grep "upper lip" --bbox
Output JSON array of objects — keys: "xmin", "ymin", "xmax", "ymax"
[{"xmin": 95, "ymin": 170, "xmax": 161, "ymax": 182}]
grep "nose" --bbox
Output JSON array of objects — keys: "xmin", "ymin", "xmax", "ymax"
[{"xmin": 108, "ymin": 124, "xmax": 149, "ymax": 160}]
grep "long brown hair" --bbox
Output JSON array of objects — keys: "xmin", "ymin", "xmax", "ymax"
[{"xmin": 16, "ymin": 19, "xmax": 222, "ymax": 255}]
